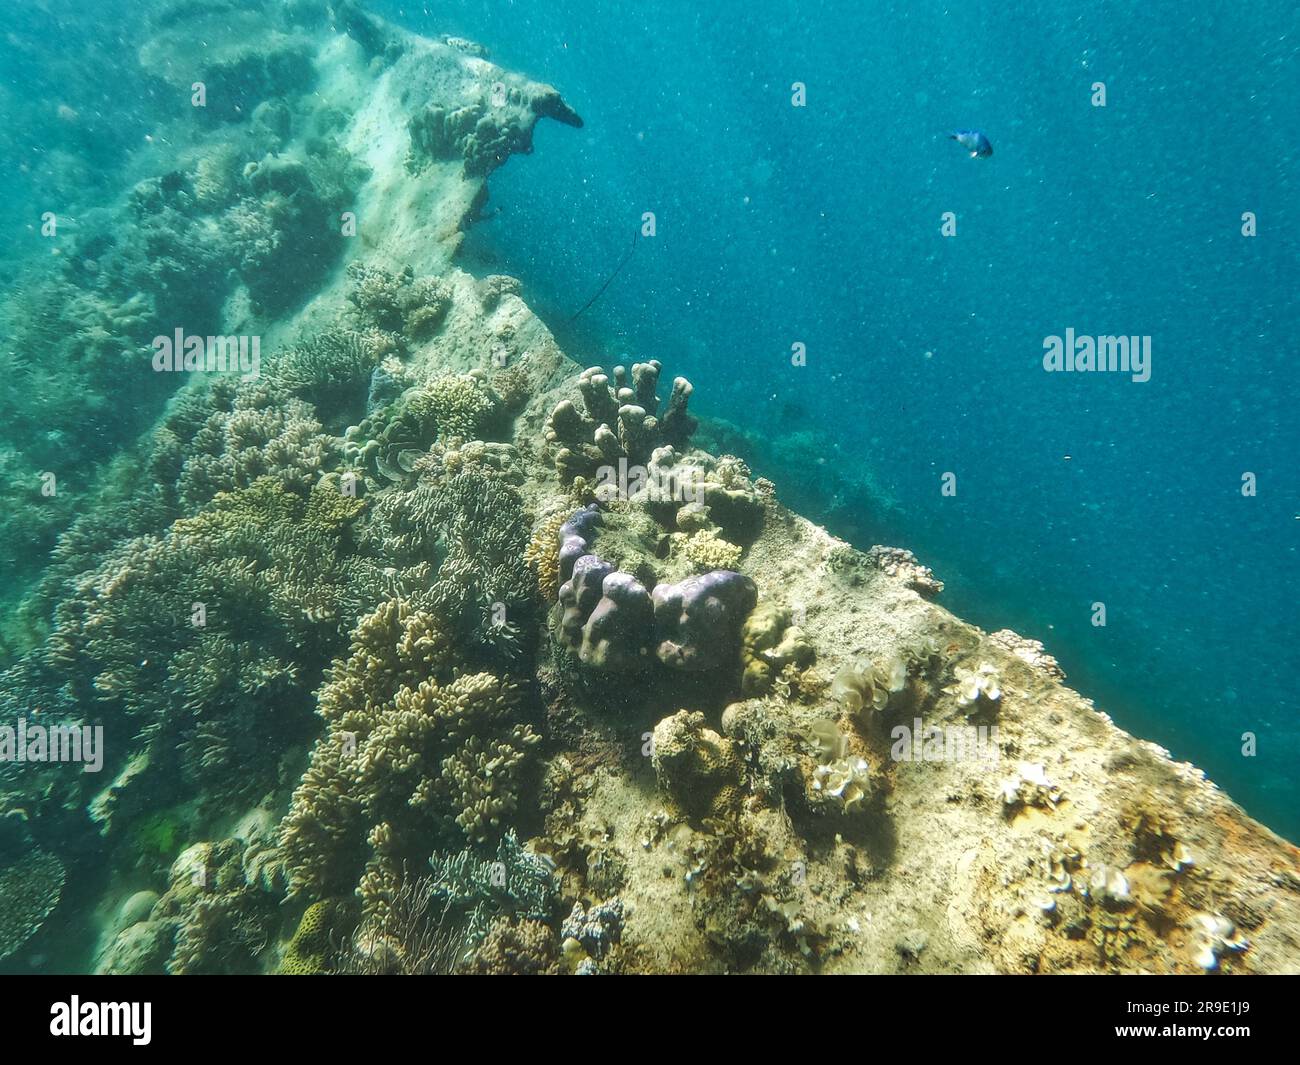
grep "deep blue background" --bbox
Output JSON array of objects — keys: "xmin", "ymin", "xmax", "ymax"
[{"xmin": 381, "ymin": 0, "xmax": 1299, "ymax": 836}]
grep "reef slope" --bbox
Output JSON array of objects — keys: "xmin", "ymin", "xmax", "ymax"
[{"xmin": 0, "ymin": 1, "xmax": 1295, "ymax": 975}]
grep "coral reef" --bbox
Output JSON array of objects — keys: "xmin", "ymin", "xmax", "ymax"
[
  {"xmin": 97, "ymin": 837, "xmax": 283, "ymax": 976},
  {"xmin": 468, "ymin": 917, "xmax": 560, "ymax": 975},
  {"xmin": 279, "ymin": 598, "xmax": 540, "ymax": 908},
  {"xmin": 3, "ymin": 0, "xmax": 1298, "ymax": 983}
]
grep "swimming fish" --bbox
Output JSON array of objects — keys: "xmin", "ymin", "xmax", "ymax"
[{"xmin": 949, "ymin": 129, "xmax": 993, "ymax": 158}]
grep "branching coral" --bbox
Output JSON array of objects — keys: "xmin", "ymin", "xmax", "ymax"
[
  {"xmin": 279, "ymin": 598, "xmax": 540, "ymax": 908},
  {"xmin": 41, "ymin": 475, "xmax": 386, "ymax": 817},
  {"xmin": 681, "ymin": 529, "xmax": 743, "ymax": 572},
  {"xmin": 366, "ymin": 471, "xmax": 535, "ymax": 662},
  {"xmin": 525, "ymin": 510, "xmax": 569, "ymax": 603},
  {"xmin": 346, "ymin": 263, "xmax": 452, "ymax": 347},
  {"xmin": 176, "ymin": 379, "xmax": 334, "ymax": 511},
  {"xmin": 544, "ymin": 362, "xmax": 696, "ymax": 485},
  {"xmin": 426, "ymin": 371, "xmax": 502, "ymax": 440},
  {"xmin": 273, "ymin": 328, "xmax": 383, "ymax": 428},
  {"xmin": 422, "ymin": 829, "xmax": 557, "ymax": 964},
  {"xmin": 0, "ymin": 847, "xmax": 65, "ymax": 962}
]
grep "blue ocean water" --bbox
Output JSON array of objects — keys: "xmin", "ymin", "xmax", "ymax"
[{"xmin": 375, "ymin": 0, "xmax": 1299, "ymax": 836}]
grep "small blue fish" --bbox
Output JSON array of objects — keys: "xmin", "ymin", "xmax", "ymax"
[{"xmin": 949, "ymin": 129, "xmax": 993, "ymax": 158}]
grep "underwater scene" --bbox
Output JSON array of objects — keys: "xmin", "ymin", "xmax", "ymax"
[{"xmin": 0, "ymin": 0, "xmax": 1296, "ymax": 979}]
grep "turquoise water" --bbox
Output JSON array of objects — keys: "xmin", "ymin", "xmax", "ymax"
[
  {"xmin": 0, "ymin": 0, "xmax": 1295, "ymax": 977},
  {"xmin": 386, "ymin": 0, "xmax": 1299, "ymax": 836}
]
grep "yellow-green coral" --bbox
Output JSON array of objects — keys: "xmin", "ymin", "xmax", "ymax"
[
  {"xmin": 651, "ymin": 710, "xmax": 743, "ymax": 820},
  {"xmin": 280, "ymin": 598, "xmax": 539, "ymax": 909},
  {"xmin": 279, "ymin": 899, "xmax": 349, "ymax": 975},
  {"xmin": 525, "ymin": 511, "xmax": 567, "ymax": 602},
  {"xmin": 427, "ymin": 371, "xmax": 500, "ymax": 440},
  {"xmin": 741, "ymin": 602, "xmax": 814, "ymax": 696},
  {"xmin": 682, "ymin": 529, "xmax": 743, "ymax": 572}
]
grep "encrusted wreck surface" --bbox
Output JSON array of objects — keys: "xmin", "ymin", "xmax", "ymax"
[{"xmin": 0, "ymin": 1, "xmax": 1295, "ymax": 975}]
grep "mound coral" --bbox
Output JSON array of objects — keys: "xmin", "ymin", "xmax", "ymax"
[
  {"xmin": 142, "ymin": 838, "xmax": 282, "ymax": 976},
  {"xmin": 740, "ymin": 602, "xmax": 815, "ymax": 696},
  {"xmin": 651, "ymin": 710, "xmax": 744, "ymax": 820},
  {"xmin": 551, "ymin": 503, "xmax": 757, "ymax": 677},
  {"xmin": 652, "ymin": 571, "xmax": 758, "ymax": 672},
  {"xmin": 279, "ymin": 898, "xmax": 350, "ymax": 975}
]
